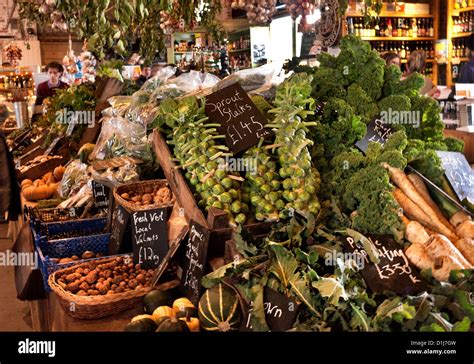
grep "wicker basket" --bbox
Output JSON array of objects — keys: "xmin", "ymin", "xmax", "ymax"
[
  {"xmin": 48, "ymin": 255, "xmax": 153, "ymax": 319},
  {"xmin": 113, "ymin": 179, "xmax": 175, "ymax": 212}
]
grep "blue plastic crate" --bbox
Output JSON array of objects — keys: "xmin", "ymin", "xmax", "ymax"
[
  {"xmin": 36, "ymin": 233, "xmax": 110, "ymax": 291},
  {"xmin": 31, "ymin": 217, "xmax": 107, "ymax": 247}
]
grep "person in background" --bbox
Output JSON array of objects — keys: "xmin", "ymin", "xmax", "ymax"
[
  {"xmin": 34, "ymin": 61, "xmax": 69, "ymax": 107},
  {"xmin": 136, "ymin": 63, "xmax": 151, "ymax": 87},
  {"xmin": 382, "ymin": 52, "xmax": 401, "ymax": 68},
  {"xmin": 405, "ymin": 50, "xmax": 439, "ymax": 97},
  {"xmin": 458, "ymin": 33, "xmax": 474, "ymax": 83}
]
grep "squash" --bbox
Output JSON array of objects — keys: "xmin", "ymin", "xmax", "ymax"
[
  {"xmin": 124, "ymin": 318, "xmax": 157, "ymax": 332},
  {"xmin": 155, "ymin": 316, "xmax": 189, "ymax": 332},
  {"xmin": 173, "ymin": 298, "xmax": 196, "ymax": 318},
  {"xmin": 33, "ymin": 179, "xmax": 45, "ymax": 187},
  {"xmin": 152, "ymin": 306, "xmax": 176, "ymax": 321},
  {"xmin": 42, "ymin": 172, "xmax": 53, "ymax": 183},
  {"xmin": 45, "ymin": 174, "xmax": 56, "ymax": 185},
  {"xmin": 23, "ymin": 185, "xmax": 55, "ymax": 201},
  {"xmin": 143, "ymin": 290, "xmax": 174, "ymax": 314},
  {"xmin": 53, "ymin": 166, "xmax": 66, "ymax": 181},
  {"xmin": 21, "ymin": 179, "xmax": 33, "ymax": 188},
  {"xmin": 131, "ymin": 314, "xmax": 154, "ymax": 323},
  {"xmin": 198, "ymin": 283, "xmax": 242, "ymax": 332},
  {"xmin": 179, "ymin": 317, "xmax": 200, "ymax": 332}
]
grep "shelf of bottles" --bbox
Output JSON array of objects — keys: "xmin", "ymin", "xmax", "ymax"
[
  {"xmin": 452, "ymin": 10, "xmax": 474, "ymax": 36},
  {"xmin": 452, "ymin": 38, "xmax": 469, "ymax": 59},
  {"xmin": 346, "ymin": 16, "xmax": 435, "ymax": 39},
  {"xmin": 453, "ymin": 0, "xmax": 474, "ymax": 14}
]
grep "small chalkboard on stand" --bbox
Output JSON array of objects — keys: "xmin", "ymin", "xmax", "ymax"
[
  {"xmin": 131, "ymin": 208, "xmax": 168, "ymax": 270},
  {"xmin": 180, "ymin": 220, "xmax": 210, "ymax": 306},
  {"xmin": 355, "ymin": 118, "xmax": 393, "ymax": 153}
]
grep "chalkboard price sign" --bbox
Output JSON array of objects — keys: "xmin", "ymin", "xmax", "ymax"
[
  {"xmin": 131, "ymin": 208, "xmax": 168, "ymax": 270},
  {"xmin": 92, "ymin": 181, "xmax": 110, "ymax": 209},
  {"xmin": 341, "ymin": 234, "xmax": 426, "ymax": 295},
  {"xmin": 181, "ymin": 220, "xmax": 210, "ymax": 306},
  {"xmin": 240, "ymin": 287, "xmax": 300, "ymax": 332},
  {"xmin": 436, "ymin": 151, "xmax": 474, "ymax": 204},
  {"xmin": 356, "ymin": 118, "xmax": 393, "ymax": 153},
  {"xmin": 205, "ymin": 83, "xmax": 272, "ymax": 154},
  {"xmin": 108, "ymin": 205, "xmax": 130, "ymax": 255}
]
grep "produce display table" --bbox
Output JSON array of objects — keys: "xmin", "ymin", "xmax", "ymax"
[
  {"xmin": 29, "ymin": 280, "xmax": 180, "ymax": 332},
  {"xmin": 443, "ymin": 129, "xmax": 474, "ymax": 163}
]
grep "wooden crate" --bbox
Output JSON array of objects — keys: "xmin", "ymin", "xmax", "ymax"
[
  {"xmin": 152, "ymin": 130, "xmax": 272, "ymax": 258},
  {"xmin": 16, "ymin": 152, "xmax": 69, "ymax": 182}
]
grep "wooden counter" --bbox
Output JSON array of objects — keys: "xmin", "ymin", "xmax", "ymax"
[
  {"xmin": 29, "ymin": 280, "xmax": 179, "ymax": 332},
  {"xmin": 443, "ymin": 129, "xmax": 474, "ymax": 164}
]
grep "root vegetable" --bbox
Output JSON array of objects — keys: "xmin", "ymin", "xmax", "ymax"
[
  {"xmin": 384, "ymin": 164, "xmax": 458, "ymax": 241},
  {"xmin": 450, "ymin": 211, "xmax": 471, "ymax": 228},
  {"xmin": 456, "ymin": 220, "xmax": 474, "ymax": 239},
  {"xmin": 405, "ymin": 219, "xmax": 430, "ymax": 245},
  {"xmin": 405, "ymin": 243, "xmax": 435, "ymax": 271},
  {"xmin": 424, "ymin": 234, "xmax": 472, "ymax": 269},
  {"xmin": 407, "ymin": 173, "xmax": 454, "ymax": 233},
  {"xmin": 452, "ymin": 238, "xmax": 474, "ymax": 265},
  {"xmin": 432, "ymin": 255, "xmax": 465, "ymax": 282}
]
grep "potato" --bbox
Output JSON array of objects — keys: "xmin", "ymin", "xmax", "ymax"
[
  {"xmin": 115, "ymin": 287, "xmax": 124, "ymax": 293},
  {"xmin": 111, "ymin": 284, "xmax": 118, "ymax": 290},
  {"xmin": 76, "ymin": 290, "xmax": 87, "ymax": 296},
  {"xmin": 60, "ymin": 258, "xmax": 74, "ymax": 264},
  {"xmin": 79, "ymin": 282, "xmax": 90, "ymax": 291},
  {"xmin": 135, "ymin": 201, "xmax": 142, "ymax": 207},
  {"xmin": 144, "ymin": 187, "xmax": 153, "ymax": 194},
  {"xmin": 71, "ymin": 255, "xmax": 79, "ymax": 261},
  {"xmin": 131, "ymin": 195, "xmax": 141, "ymax": 202},
  {"xmin": 119, "ymin": 281, "xmax": 127, "ymax": 288},
  {"xmin": 136, "ymin": 274, "xmax": 146, "ymax": 284},
  {"xmin": 67, "ymin": 282, "xmax": 80, "ymax": 293},
  {"xmin": 65, "ymin": 273, "xmax": 80, "ymax": 283},
  {"xmin": 81, "ymin": 251, "xmax": 95, "ymax": 260},
  {"xmin": 121, "ymin": 193, "xmax": 130, "ymax": 200},
  {"xmin": 128, "ymin": 279, "xmax": 138, "ymax": 289},
  {"xmin": 106, "ymin": 290, "xmax": 115, "ymax": 295},
  {"xmin": 85, "ymin": 271, "xmax": 98, "ymax": 284}
]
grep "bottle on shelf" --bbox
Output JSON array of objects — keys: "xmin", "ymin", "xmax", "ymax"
[
  {"xmin": 400, "ymin": 41, "xmax": 406, "ymax": 59},
  {"xmin": 386, "ymin": 18, "xmax": 393, "ymax": 37},
  {"xmin": 411, "ymin": 18, "xmax": 417, "ymax": 38}
]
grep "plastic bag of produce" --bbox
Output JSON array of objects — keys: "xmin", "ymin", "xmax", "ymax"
[
  {"xmin": 59, "ymin": 159, "xmax": 89, "ymax": 198},
  {"xmin": 90, "ymin": 161, "xmax": 140, "ymax": 184},
  {"xmin": 140, "ymin": 66, "xmax": 177, "ymax": 92},
  {"xmin": 215, "ymin": 63, "xmax": 278, "ymax": 92},
  {"xmin": 90, "ymin": 115, "xmax": 151, "ymax": 161}
]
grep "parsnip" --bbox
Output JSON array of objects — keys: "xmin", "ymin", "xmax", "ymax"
[
  {"xmin": 424, "ymin": 234, "xmax": 473, "ymax": 269},
  {"xmin": 384, "ymin": 164, "xmax": 458, "ymax": 241},
  {"xmin": 456, "ymin": 220, "xmax": 474, "ymax": 239},
  {"xmin": 405, "ymin": 243, "xmax": 435, "ymax": 271},
  {"xmin": 405, "ymin": 220, "xmax": 430, "ymax": 245},
  {"xmin": 453, "ymin": 238, "xmax": 474, "ymax": 265},
  {"xmin": 407, "ymin": 173, "xmax": 455, "ymax": 234},
  {"xmin": 432, "ymin": 256, "xmax": 465, "ymax": 282},
  {"xmin": 450, "ymin": 211, "xmax": 471, "ymax": 228},
  {"xmin": 393, "ymin": 188, "xmax": 458, "ymax": 242}
]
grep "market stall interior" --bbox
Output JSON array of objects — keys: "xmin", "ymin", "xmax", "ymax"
[{"xmin": 0, "ymin": 0, "xmax": 473, "ymax": 333}]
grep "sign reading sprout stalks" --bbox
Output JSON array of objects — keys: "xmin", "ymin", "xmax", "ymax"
[{"xmin": 205, "ymin": 83, "xmax": 272, "ymax": 154}]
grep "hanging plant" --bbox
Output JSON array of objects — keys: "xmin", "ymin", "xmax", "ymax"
[{"xmin": 231, "ymin": 0, "xmax": 277, "ymax": 25}]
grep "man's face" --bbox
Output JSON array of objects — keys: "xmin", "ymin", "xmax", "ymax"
[
  {"xmin": 48, "ymin": 68, "xmax": 61, "ymax": 85},
  {"xmin": 142, "ymin": 67, "xmax": 151, "ymax": 77}
]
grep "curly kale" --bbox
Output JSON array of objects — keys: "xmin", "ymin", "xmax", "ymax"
[
  {"xmin": 346, "ymin": 84, "xmax": 379, "ymax": 124},
  {"xmin": 407, "ymin": 93, "xmax": 444, "ymax": 141},
  {"xmin": 336, "ymin": 35, "xmax": 385, "ymax": 100},
  {"xmin": 324, "ymin": 131, "xmax": 408, "ymax": 238},
  {"xmin": 378, "ymin": 94, "xmax": 411, "ymax": 114}
]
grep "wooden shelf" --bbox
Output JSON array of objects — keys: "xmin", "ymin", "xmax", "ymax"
[
  {"xmin": 347, "ymin": 11, "xmax": 434, "ymax": 18},
  {"xmin": 452, "ymin": 6, "xmax": 474, "ymax": 15},
  {"xmin": 451, "ymin": 32, "xmax": 472, "ymax": 38},
  {"xmin": 361, "ymin": 36, "xmax": 435, "ymax": 41},
  {"xmin": 400, "ymin": 58, "xmax": 435, "ymax": 63},
  {"xmin": 228, "ymin": 48, "xmax": 251, "ymax": 53}
]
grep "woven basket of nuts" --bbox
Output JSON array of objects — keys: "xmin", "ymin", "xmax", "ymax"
[
  {"xmin": 48, "ymin": 255, "xmax": 155, "ymax": 319},
  {"xmin": 113, "ymin": 179, "xmax": 175, "ymax": 212}
]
